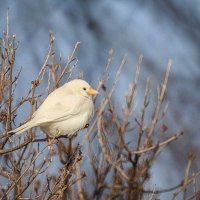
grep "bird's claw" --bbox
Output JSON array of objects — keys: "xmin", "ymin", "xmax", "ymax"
[{"xmin": 84, "ymin": 123, "xmax": 89, "ymax": 128}]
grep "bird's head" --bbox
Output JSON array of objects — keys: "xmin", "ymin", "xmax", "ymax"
[{"xmin": 65, "ymin": 79, "xmax": 98, "ymax": 99}]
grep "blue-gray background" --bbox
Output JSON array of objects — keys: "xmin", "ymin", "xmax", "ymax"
[{"xmin": 0, "ymin": 1, "xmax": 199, "ymax": 199}]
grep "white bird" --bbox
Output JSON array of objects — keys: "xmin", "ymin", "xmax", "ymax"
[{"xmin": 10, "ymin": 79, "xmax": 98, "ymax": 138}]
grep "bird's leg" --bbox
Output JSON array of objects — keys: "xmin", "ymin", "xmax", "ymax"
[
  {"xmin": 47, "ymin": 136, "xmax": 53, "ymax": 151},
  {"xmin": 69, "ymin": 133, "xmax": 77, "ymax": 139}
]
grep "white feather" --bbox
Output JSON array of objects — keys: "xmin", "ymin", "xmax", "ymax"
[{"xmin": 10, "ymin": 79, "xmax": 96, "ymax": 138}]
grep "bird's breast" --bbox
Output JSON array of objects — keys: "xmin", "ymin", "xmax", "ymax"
[{"xmin": 41, "ymin": 99, "xmax": 94, "ymax": 137}]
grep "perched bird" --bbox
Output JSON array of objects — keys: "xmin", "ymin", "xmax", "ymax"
[{"xmin": 10, "ymin": 79, "xmax": 98, "ymax": 138}]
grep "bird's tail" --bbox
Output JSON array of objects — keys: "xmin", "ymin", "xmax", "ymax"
[{"xmin": 9, "ymin": 121, "xmax": 35, "ymax": 135}]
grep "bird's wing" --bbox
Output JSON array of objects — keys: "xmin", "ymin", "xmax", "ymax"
[
  {"xmin": 32, "ymin": 95, "xmax": 83, "ymax": 126},
  {"xmin": 32, "ymin": 86, "xmax": 70, "ymax": 118}
]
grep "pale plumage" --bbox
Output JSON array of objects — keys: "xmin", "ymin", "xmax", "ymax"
[{"xmin": 10, "ymin": 79, "xmax": 98, "ymax": 137}]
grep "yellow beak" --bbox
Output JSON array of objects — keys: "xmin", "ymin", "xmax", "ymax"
[{"xmin": 87, "ymin": 88, "xmax": 99, "ymax": 96}]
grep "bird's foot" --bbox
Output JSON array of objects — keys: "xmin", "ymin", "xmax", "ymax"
[{"xmin": 84, "ymin": 123, "xmax": 89, "ymax": 128}]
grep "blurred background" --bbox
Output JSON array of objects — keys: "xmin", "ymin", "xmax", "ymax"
[{"xmin": 0, "ymin": 0, "xmax": 199, "ymax": 199}]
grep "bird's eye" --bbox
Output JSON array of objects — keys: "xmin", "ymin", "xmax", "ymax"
[{"xmin": 83, "ymin": 87, "xmax": 87, "ymax": 91}]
